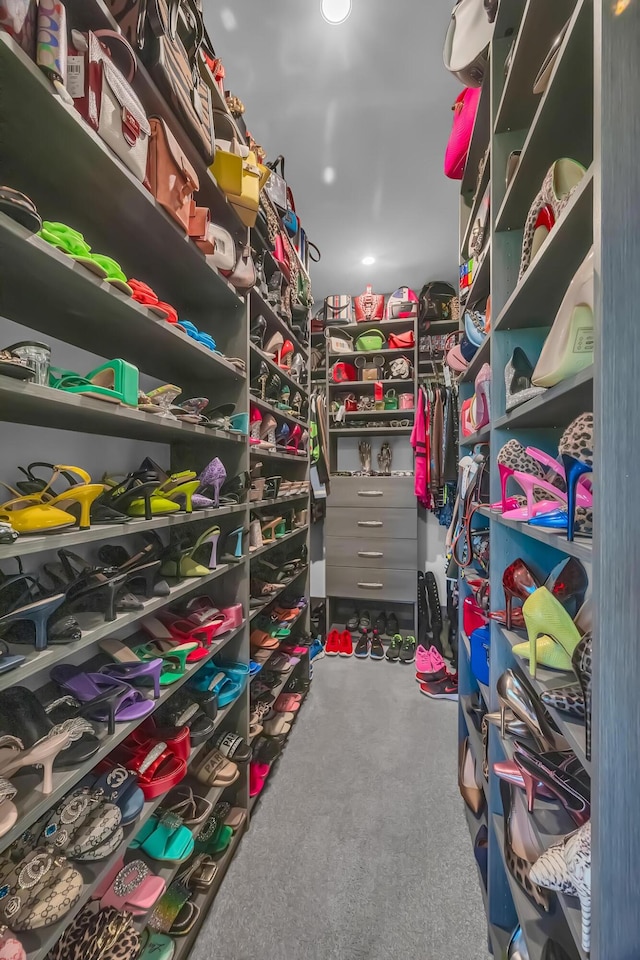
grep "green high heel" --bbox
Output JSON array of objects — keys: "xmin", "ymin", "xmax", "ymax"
[{"xmin": 50, "ymin": 359, "xmax": 139, "ymax": 406}]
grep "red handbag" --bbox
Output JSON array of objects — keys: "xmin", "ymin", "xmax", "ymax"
[
  {"xmin": 444, "ymin": 87, "xmax": 481, "ymax": 180},
  {"xmin": 388, "ymin": 330, "xmax": 415, "ymax": 349},
  {"xmin": 354, "ymin": 284, "xmax": 385, "ymax": 322},
  {"xmin": 273, "ymin": 233, "xmax": 291, "ymax": 281},
  {"xmin": 331, "ymin": 361, "xmax": 357, "ymax": 383}
]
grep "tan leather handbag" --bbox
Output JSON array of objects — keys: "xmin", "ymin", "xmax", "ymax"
[{"xmin": 146, "ymin": 117, "xmax": 199, "ymax": 233}]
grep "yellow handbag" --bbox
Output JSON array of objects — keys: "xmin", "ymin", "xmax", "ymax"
[{"xmin": 210, "ymin": 142, "xmax": 260, "ymax": 227}]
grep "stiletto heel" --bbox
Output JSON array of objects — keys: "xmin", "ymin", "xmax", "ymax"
[
  {"xmin": 249, "ymin": 518, "xmax": 263, "ymax": 551},
  {"xmin": 571, "ymin": 632, "xmax": 592, "ymax": 761},
  {"xmin": 530, "ymin": 823, "xmax": 591, "ymax": 954},
  {"xmin": 286, "ymin": 424, "xmax": 302, "ymax": 454},
  {"xmin": 502, "ymin": 559, "xmax": 539, "ymax": 631},
  {"xmin": 500, "ymin": 781, "xmax": 550, "ymax": 911},
  {"xmin": 514, "ymin": 743, "xmax": 590, "ymax": 826},
  {"xmin": 520, "ymin": 767, "xmax": 537, "ymax": 814},
  {"xmin": 259, "ymin": 414, "xmax": 277, "ymax": 449},
  {"xmin": 498, "ymin": 463, "xmax": 516, "ymax": 513},
  {"xmin": 192, "ymin": 458, "xmax": 226, "ymax": 510},
  {"xmin": 192, "ymin": 525, "xmax": 221, "ymax": 569},
  {"xmin": 0, "ymin": 731, "xmax": 71, "ymax": 794},
  {"xmin": 514, "ymin": 587, "xmax": 581, "ymax": 676},
  {"xmin": 496, "ymin": 669, "xmax": 568, "ymax": 752},
  {"xmin": 0, "ymin": 582, "xmax": 67, "ymax": 651},
  {"xmin": 562, "ymin": 454, "xmax": 593, "ymax": 542}
]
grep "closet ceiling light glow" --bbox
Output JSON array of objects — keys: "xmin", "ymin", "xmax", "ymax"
[
  {"xmin": 362, "ymin": 255, "xmax": 376, "ymax": 266},
  {"xmin": 323, "ymin": 166, "xmax": 336, "ymax": 184},
  {"xmin": 220, "ymin": 7, "xmax": 237, "ymax": 30},
  {"xmin": 321, "ymin": 0, "xmax": 352, "ymax": 24}
]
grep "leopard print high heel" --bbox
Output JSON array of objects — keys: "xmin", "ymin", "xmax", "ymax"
[
  {"xmin": 518, "ymin": 158, "xmax": 586, "ymax": 280},
  {"xmin": 500, "ymin": 781, "xmax": 550, "ymax": 912}
]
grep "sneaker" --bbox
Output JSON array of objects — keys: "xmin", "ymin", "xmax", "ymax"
[
  {"xmin": 373, "ymin": 612, "xmax": 387, "ymax": 636},
  {"xmin": 325, "ymin": 629, "xmax": 341, "ymax": 656},
  {"xmin": 309, "ymin": 638, "xmax": 325, "ymax": 661},
  {"xmin": 339, "ymin": 630, "xmax": 353, "ymax": 657},
  {"xmin": 386, "ymin": 612, "xmax": 399, "ymax": 635},
  {"xmin": 419, "ymin": 674, "xmax": 459, "ymax": 701},
  {"xmin": 386, "ymin": 634, "xmax": 402, "ymax": 662},
  {"xmin": 415, "ymin": 644, "xmax": 447, "ymax": 677},
  {"xmin": 354, "ymin": 633, "xmax": 370, "ymax": 658},
  {"xmin": 369, "ymin": 630, "xmax": 385, "ymax": 660},
  {"xmin": 399, "ymin": 634, "xmax": 417, "ymax": 664}
]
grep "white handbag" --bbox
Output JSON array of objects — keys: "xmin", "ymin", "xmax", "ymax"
[
  {"xmin": 69, "ymin": 30, "xmax": 150, "ymax": 183},
  {"xmin": 222, "ymin": 244, "xmax": 256, "ymax": 291},
  {"xmin": 443, "ymin": 0, "xmax": 494, "ymax": 87},
  {"xmin": 202, "ymin": 223, "xmax": 236, "ymax": 272},
  {"xmin": 324, "ymin": 327, "xmax": 354, "ymax": 354},
  {"xmin": 324, "ymin": 295, "xmax": 354, "ymax": 324}
]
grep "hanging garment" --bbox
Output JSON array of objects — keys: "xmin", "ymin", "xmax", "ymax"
[
  {"xmin": 411, "ymin": 386, "xmax": 431, "ymax": 507},
  {"xmin": 430, "ymin": 387, "xmax": 445, "ymax": 494}
]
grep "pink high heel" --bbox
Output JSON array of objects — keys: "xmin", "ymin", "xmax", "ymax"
[
  {"xmin": 526, "ymin": 446, "xmax": 592, "ymax": 495},
  {"xmin": 503, "ymin": 470, "xmax": 592, "ymax": 521},
  {"xmin": 249, "ymin": 405, "xmax": 262, "ymax": 445},
  {"xmin": 286, "ymin": 424, "xmax": 302, "ymax": 454},
  {"xmin": 0, "ymin": 731, "xmax": 71, "ymax": 795},
  {"xmin": 474, "ymin": 363, "xmax": 491, "ymax": 428}
]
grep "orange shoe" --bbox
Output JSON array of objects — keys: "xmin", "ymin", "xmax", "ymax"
[{"xmin": 325, "ymin": 629, "xmax": 341, "ymax": 656}]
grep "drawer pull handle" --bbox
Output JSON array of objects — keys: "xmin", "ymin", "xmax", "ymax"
[
  {"xmin": 357, "ymin": 521, "xmax": 383, "ymax": 527},
  {"xmin": 357, "ymin": 490, "xmax": 383, "ymax": 497},
  {"xmin": 357, "ymin": 582, "xmax": 384, "ymax": 589},
  {"xmin": 358, "ymin": 551, "xmax": 383, "ymax": 558}
]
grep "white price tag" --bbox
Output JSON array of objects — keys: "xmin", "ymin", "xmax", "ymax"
[{"xmin": 66, "ymin": 56, "xmax": 85, "ymax": 99}]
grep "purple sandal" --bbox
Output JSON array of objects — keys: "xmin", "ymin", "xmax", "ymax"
[
  {"xmin": 99, "ymin": 658, "xmax": 164, "ymax": 699},
  {"xmin": 50, "ymin": 666, "xmax": 154, "ymax": 734}
]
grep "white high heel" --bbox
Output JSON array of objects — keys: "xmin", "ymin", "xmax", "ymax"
[
  {"xmin": 530, "ymin": 821, "xmax": 591, "ymax": 953},
  {"xmin": 532, "ymin": 248, "xmax": 594, "ymax": 387}
]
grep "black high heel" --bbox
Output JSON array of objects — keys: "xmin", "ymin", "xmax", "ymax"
[
  {"xmin": 0, "ymin": 565, "xmax": 79, "ymax": 650},
  {"xmin": 513, "ymin": 741, "xmax": 590, "ymax": 825},
  {"xmin": 219, "ymin": 472, "xmax": 250, "ymax": 505},
  {"xmin": 14, "ymin": 461, "xmax": 128, "ymax": 524},
  {"xmin": 250, "ymin": 357, "xmax": 270, "ymax": 399},
  {"xmin": 96, "ymin": 470, "xmax": 160, "ymax": 522},
  {"xmin": 0, "ymin": 686, "xmax": 100, "ymax": 766},
  {"xmin": 44, "ymin": 549, "xmax": 129, "ymax": 623},
  {"xmin": 250, "ymin": 315, "xmax": 267, "ymax": 348},
  {"xmin": 97, "ymin": 542, "xmax": 170, "ymax": 598}
]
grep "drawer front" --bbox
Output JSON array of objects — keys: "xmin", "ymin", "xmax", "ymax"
[
  {"xmin": 326, "ymin": 565, "xmax": 415, "ymax": 602},
  {"xmin": 326, "ymin": 536, "xmax": 416, "ymax": 570},
  {"xmin": 326, "ymin": 507, "xmax": 416, "ymax": 540},
  {"xmin": 329, "ymin": 476, "xmax": 414, "ymax": 509}
]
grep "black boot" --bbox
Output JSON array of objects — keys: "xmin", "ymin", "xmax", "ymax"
[{"xmin": 417, "ymin": 571, "xmax": 433, "ymax": 648}]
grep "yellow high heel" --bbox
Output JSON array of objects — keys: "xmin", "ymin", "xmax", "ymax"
[
  {"xmin": 35, "ymin": 465, "xmax": 105, "ymax": 530},
  {"xmin": 152, "ymin": 474, "xmax": 200, "ymax": 514},
  {"xmin": 0, "ymin": 485, "xmax": 76, "ymax": 534},
  {"xmin": 513, "ymin": 587, "xmax": 582, "ymax": 677},
  {"xmin": 102, "ymin": 473, "xmax": 180, "ymax": 519}
]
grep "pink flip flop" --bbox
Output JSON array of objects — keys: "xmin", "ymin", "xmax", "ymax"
[{"xmin": 273, "ymin": 694, "xmax": 301, "ymax": 713}]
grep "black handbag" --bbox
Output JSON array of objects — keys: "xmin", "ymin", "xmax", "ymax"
[{"xmin": 105, "ymin": 0, "xmax": 214, "ymax": 163}]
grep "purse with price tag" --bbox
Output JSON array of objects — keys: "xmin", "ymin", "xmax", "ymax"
[{"xmin": 67, "ymin": 29, "xmax": 151, "ymax": 183}]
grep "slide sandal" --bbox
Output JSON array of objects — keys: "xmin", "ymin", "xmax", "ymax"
[
  {"xmin": 77, "ymin": 765, "xmax": 144, "ymax": 826},
  {"xmin": 39, "ymin": 221, "xmax": 108, "ymax": 277},
  {"xmin": 50, "ymin": 666, "xmax": 154, "ymax": 731},
  {"xmin": 193, "ymin": 749, "xmax": 239, "ymax": 787},
  {"xmin": 137, "ymin": 812, "xmax": 195, "ymax": 864}
]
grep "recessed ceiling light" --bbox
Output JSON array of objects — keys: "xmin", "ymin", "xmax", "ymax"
[
  {"xmin": 220, "ymin": 7, "xmax": 237, "ymax": 30},
  {"xmin": 362, "ymin": 255, "xmax": 375, "ymax": 266},
  {"xmin": 323, "ymin": 166, "xmax": 336, "ymax": 184},
  {"xmin": 321, "ymin": 0, "xmax": 352, "ymax": 24}
]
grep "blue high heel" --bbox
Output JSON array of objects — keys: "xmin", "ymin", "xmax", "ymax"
[
  {"xmin": 562, "ymin": 453, "xmax": 593, "ymax": 541},
  {"xmin": 229, "ymin": 413, "xmax": 248, "ymax": 435},
  {"xmin": 221, "ymin": 526, "xmax": 245, "ymax": 563}
]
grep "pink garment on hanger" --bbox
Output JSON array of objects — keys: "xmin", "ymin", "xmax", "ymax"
[{"xmin": 411, "ymin": 386, "xmax": 432, "ymax": 508}]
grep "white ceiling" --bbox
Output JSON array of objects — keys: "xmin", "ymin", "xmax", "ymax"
[{"xmin": 203, "ymin": 0, "xmax": 461, "ymax": 303}]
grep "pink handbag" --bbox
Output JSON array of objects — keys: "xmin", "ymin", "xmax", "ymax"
[
  {"xmin": 399, "ymin": 393, "xmax": 415, "ymax": 411},
  {"xmin": 444, "ymin": 87, "xmax": 481, "ymax": 180}
]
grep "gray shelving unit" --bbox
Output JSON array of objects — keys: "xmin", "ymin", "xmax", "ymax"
[
  {"xmin": 454, "ymin": 1, "xmax": 635, "ymax": 958},
  {"xmin": 0, "ymin": 3, "xmax": 312, "ymax": 955}
]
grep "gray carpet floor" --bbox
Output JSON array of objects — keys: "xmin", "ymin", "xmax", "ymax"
[{"xmin": 191, "ymin": 656, "xmax": 488, "ymax": 960}]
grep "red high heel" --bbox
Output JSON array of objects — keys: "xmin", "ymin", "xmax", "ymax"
[
  {"xmin": 286, "ymin": 424, "xmax": 302, "ymax": 454},
  {"xmin": 277, "ymin": 340, "xmax": 294, "ymax": 369},
  {"xmin": 502, "ymin": 559, "xmax": 539, "ymax": 630}
]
